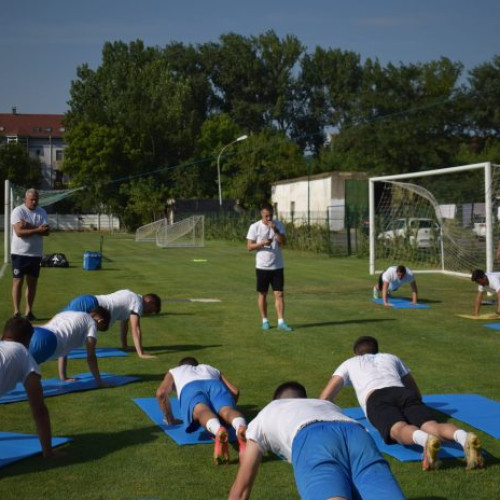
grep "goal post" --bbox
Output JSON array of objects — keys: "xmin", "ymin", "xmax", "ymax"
[
  {"xmin": 369, "ymin": 162, "xmax": 499, "ymax": 277},
  {"xmin": 136, "ymin": 215, "xmax": 205, "ymax": 248}
]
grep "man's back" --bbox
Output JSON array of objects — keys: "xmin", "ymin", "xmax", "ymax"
[{"xmin": 333, "ymin": 353, "xmax": 409, "ymax": 411}]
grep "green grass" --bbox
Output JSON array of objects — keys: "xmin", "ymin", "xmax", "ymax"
[{"xmin": 0, "ymin": 232, "xmax": 499, "ymax": 499}]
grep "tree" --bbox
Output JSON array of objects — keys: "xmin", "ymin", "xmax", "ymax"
[{"xmin": 0, "ymin": 143, "xmax": 42, "ymax": 206}]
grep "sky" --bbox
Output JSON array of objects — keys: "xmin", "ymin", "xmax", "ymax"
[{"xmin": 1, "ymin": 0, "xmax": 499, "ymax": 115}]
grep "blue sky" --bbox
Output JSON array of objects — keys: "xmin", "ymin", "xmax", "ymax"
[{"xmin": 1, "ymin": 0, "xmax": 499, "ymax": 114}]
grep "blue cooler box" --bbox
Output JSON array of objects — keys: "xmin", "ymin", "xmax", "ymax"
[{"xmin": 83, "ymin": 251, "xmax": 102, "ymax": 271}]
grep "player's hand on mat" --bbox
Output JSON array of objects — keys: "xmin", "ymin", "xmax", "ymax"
[
  {"xmin": 163, "ymin": 417, "xmax": 182, "ymax": 426},
  {"xmin": 97, "ymin": 380, "xmax": 113, "ymax": 388},
  {"xmin": 44, "ymin": 449, "xmax": 68, "ymax": 459},
  {"xmin": 384, "ymin": 303, "xmax": 394, "ymax": 307},
  {"xmin": 61, "ymin": 377, "xmax": 77, "ymax": 383}
]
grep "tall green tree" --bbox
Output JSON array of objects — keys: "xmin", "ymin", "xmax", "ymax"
[{"xmin": 0, "ymin": 143, "xmax": 42, "ymax": 206}]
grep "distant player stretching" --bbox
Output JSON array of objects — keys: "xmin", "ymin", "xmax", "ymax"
[{"xmin": 373, "ymin": 265, "xmax": 418, "ymax": 306}]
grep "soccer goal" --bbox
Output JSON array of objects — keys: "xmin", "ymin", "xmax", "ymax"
[
  {"xmin": 369, "ymin": 162, "xmax": 500, "ymax": 277},
  {"xmin": 136, "ymin": 215, "xmax": 205, "ymax": 248}
]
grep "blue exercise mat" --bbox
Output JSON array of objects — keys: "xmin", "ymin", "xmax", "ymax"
[
  {"xmin": 0, "ymin": 432, "xmax": 71, "ymax": 468},
  {"xmin": 483, "ymin": 323, "xmax": 500, "ymax": 332},
  {"xmin": 373, "ymin": 298, "xmax": 429, "ymax": 309},
  {"xmin": 65, "ymin": 347, "xmax": 129, "ymax": 359},
  {"xmin": 423, "ymin": 394, "xmax": 500, "ymax": 439},
  {"xmin": 0, "ymin": 373, "xmax": 140, "ymax": 404},
  {"xmin": 343, "ymin": 407, "xmax": 465, "ymax": 462},
  {"xmin": 133, "ymin": 397, "xmax": 236, "ymax": 446}
]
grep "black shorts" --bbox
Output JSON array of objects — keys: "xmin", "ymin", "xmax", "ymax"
[
  {"xmin": 366, "ymin": 387, "xmax": 434, "ymax": 444},
  {"xmin": 11, "ymin": 254, "xmax": 42, "ymax": 279},
  {"xmin": 256, "ymin": 268, "xmax": 284, "ymax": 293}
]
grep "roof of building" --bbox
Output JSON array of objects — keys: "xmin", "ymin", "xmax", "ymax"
[{"xmin": 0, "ymin": 110, "xmax": 66, "ymax": 138}]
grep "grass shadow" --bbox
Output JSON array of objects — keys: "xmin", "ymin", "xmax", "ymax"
[
  {"xmin": 0, "ymin": 425, "xmax": 159, "ymax": 478},
  {"xmin": 294, "ymin": 319, "xmax": 396, "ymax": 329},
  {"xmin": 144, "ymin": 344, "xmax": 223, "ymax": 353}
]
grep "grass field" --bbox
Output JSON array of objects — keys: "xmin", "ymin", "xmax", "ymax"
[{"xmin": 0, "ymin": 231, "xmax": 499, "ymax": 500}]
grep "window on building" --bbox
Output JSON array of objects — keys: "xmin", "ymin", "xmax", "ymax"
[
  {"xmin": 55, "ymin": 150, "xmax": 64, "ymax": 162},
  {"xmin": 36, "ymin": 149, "xmax": 44, "ymax": 157}
]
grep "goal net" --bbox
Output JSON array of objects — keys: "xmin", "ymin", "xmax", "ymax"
[
  {"xmin": 369, "ymin": 162, "xmax": 500, "ymax": 277},
  {"xmin": 136, "ymin": 215, "xmax": 205, "ymax": 248}
]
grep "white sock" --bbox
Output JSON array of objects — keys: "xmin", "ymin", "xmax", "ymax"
[
  {"xmin": 412, "ymin": 430, "xmax": 429, "ymax": 447},
  {"xmin": 278, "ymin": 318, "xmax": 285, "ymax": 325},
  {"xmin": 231, "ymin": 417, "xmax": 247, "ymax": 431},
  {"xmin": 206, "ymin": 418, "xmax": 222, "ymax": 436},
  {"xmin": 262, "ymin": 317, "xmax": 269, "ymax": 324},
  {"xmin": 453, "ymin": 429, "xmax": 468, "ymax": 448}
]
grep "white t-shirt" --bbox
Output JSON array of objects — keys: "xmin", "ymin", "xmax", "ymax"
[
  {"xmin": 246, "ymin": 219, "xmax": 285, "ymax": 270},
  {"xmin": 95, "ymin": 290, "xmax": 143, "ymax": 327},
  {"xmin": 43, "ymin": 311, "xmax": 98, "ymax": 358},
  {"xmin": 333, "ymin": 353, "xmax": 410, "ymax": 414},
  {"xmin": 169, "ymin": 364, "xmax": 221, "ymax": 398},
  {"xmin": 0, "ymin": 341, "xmax": 41, "ymax": 396},
  {"xmin": 247, "ymin": 399, "xmax": 356, "ymax": 463},
  {"xmin": 10, "ymin": 204, "xmax": 48, "ymax": 257},
  {"xmin": 382, "ymin": 266, "xmax": 414, "ymax": 291},
  {"xmin": 478, "ymin": 272, "xmax": 500, "ymax": 293}
]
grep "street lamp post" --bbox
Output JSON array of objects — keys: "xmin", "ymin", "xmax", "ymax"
[{"xmin": 217, "ymin": 135, "xmax": 248, "ymax": 206}]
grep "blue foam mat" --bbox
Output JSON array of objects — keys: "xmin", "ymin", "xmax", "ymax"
[
  {"xmin": 423, "ymin": 394, "xmax": 500, "ymax": 439},
  {"xmin": 373, "ymin": 298, "xmax": 429, "ymax": 309},
  {"xmin": 64, "ymin": 347, "xmax": 129, "ymax": 359},
  {"xmin": 343, "ymin": 407, "xmax": 465, "ymax": 462},
  {"xmin": 0, "ymin": 373, "xmax": 140, "ymax": 404},
  {"xmin": 483, "ymin": 322, "xmax": 500, "ymax": 332},
  {"xmin": 0, "ymin": 432, "xmax": 71, "ymax": 468},
  {"xmin": 133, "ymin": 397, "xmax": 236, "ymax": 445}
]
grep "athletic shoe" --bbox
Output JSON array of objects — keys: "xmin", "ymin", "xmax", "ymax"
[
  {"xmin": 25, "ymin": 312, "xmax": 37, "ymax": 321},
  {"xmin": 12, "ymin": 312, "xmax": 22, "ymax": 319},
  {"xmin": 464, "ymin": 432, "xmax": 484, "ymax": 470},
  {"xmin": 277, "ymin": 322, "xmax": 293, "ymax": 332},
  {"xmin": 373, "ymin": 287, "xmax": 379, "ymax": 299},
  {"xmin": 262, "ymin": 320, "xmax": 271, "ymax": 330},
  {"xmin": 237, "ymin": 425, "xmax": 247, "ymax": 461},
  {"xmin": 422, "ymin": 435, "xmax": 441, "ymax": 471},
  {"xmin": 213, "ymin": 427, "xmax": 229, "ymax": 465}
]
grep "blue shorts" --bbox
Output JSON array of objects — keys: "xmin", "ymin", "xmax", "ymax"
[
  {"xmin": 29, "ymin": 327, "xmax": 58, "ymax": 364},
  {"xmin": 179, "ymin": 380, "xmax": 236, "ymax": 433},
  {"xmin": 291, "ymin": 421, "xmax": 405, "ymax": 500},
  {"xmin": 63, "ymin": 294, "xmax": 98, "ymax": 312},
  {"xmin": 11, "ymin": 255, "xmax": 42, "ymax": 279}
]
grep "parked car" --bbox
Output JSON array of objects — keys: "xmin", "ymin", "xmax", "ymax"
[{"xmin": 378, "ymin": 218, "xmax": 441, "ymax": 249}]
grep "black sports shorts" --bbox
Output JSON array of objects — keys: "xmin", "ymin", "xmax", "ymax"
[
  {"xmin": 11, "ymin": 254, "xmax": 42, "ymax": 279},
  {"xmin": 256, "ymin": 268, "xmax": 284, "ymax": 293},
  {"xmin": 366, "ymin": 386, "xmax": 434, "ymax": 444}
]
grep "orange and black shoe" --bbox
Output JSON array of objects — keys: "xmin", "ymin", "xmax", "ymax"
[
  {"xmin": 213, "ymin": 427, "xmax": 230, "ymax": 465},
  {"xmin": 237, "ymin": 425, "xmax": 247, "ymax": 461}
]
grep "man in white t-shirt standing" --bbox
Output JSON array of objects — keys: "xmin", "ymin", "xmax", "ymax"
[
  {"xmin": 62, "ymin": 290, "xmax": 161, "ymax": 359},
  {"xmin": 373, "ymin": 265, "xmax": 418, "ymax": 306},
  {"xmin": 319, "ymin": 336, "xmax": 484, "ymax": 471},
  {"xmin": 11, "ymin": 188, "xmax": 50, "ymax": 321},
  {"xmin": 471, "ymin": 269, "xmax": 500, "ymax": 316},
  {"xmin": 1, "ymin": 316, "xmax": 61, "ymax": 459},
  {"xmin": 28, "ymin": 308, "xmax": 111, "ymax": 387},
  {"xmin": 229, "ymin": 381, "xmax": 405, "ymax": 500},
  {"xmin": 246, "ymin": 202, "xmax": 292, "ymax": 331},
  {"xmin": 156, "ymin": 357, "xmax": 247, "ymax": 464}
]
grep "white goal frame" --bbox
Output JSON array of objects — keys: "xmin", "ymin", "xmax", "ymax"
[
  {"xmin": 369, "ymin": 162, "xmax": 497, "ymax": 277},
  {"xmin": 136, "ymin": 215, "xmax": 205, "ymax": 248}
]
